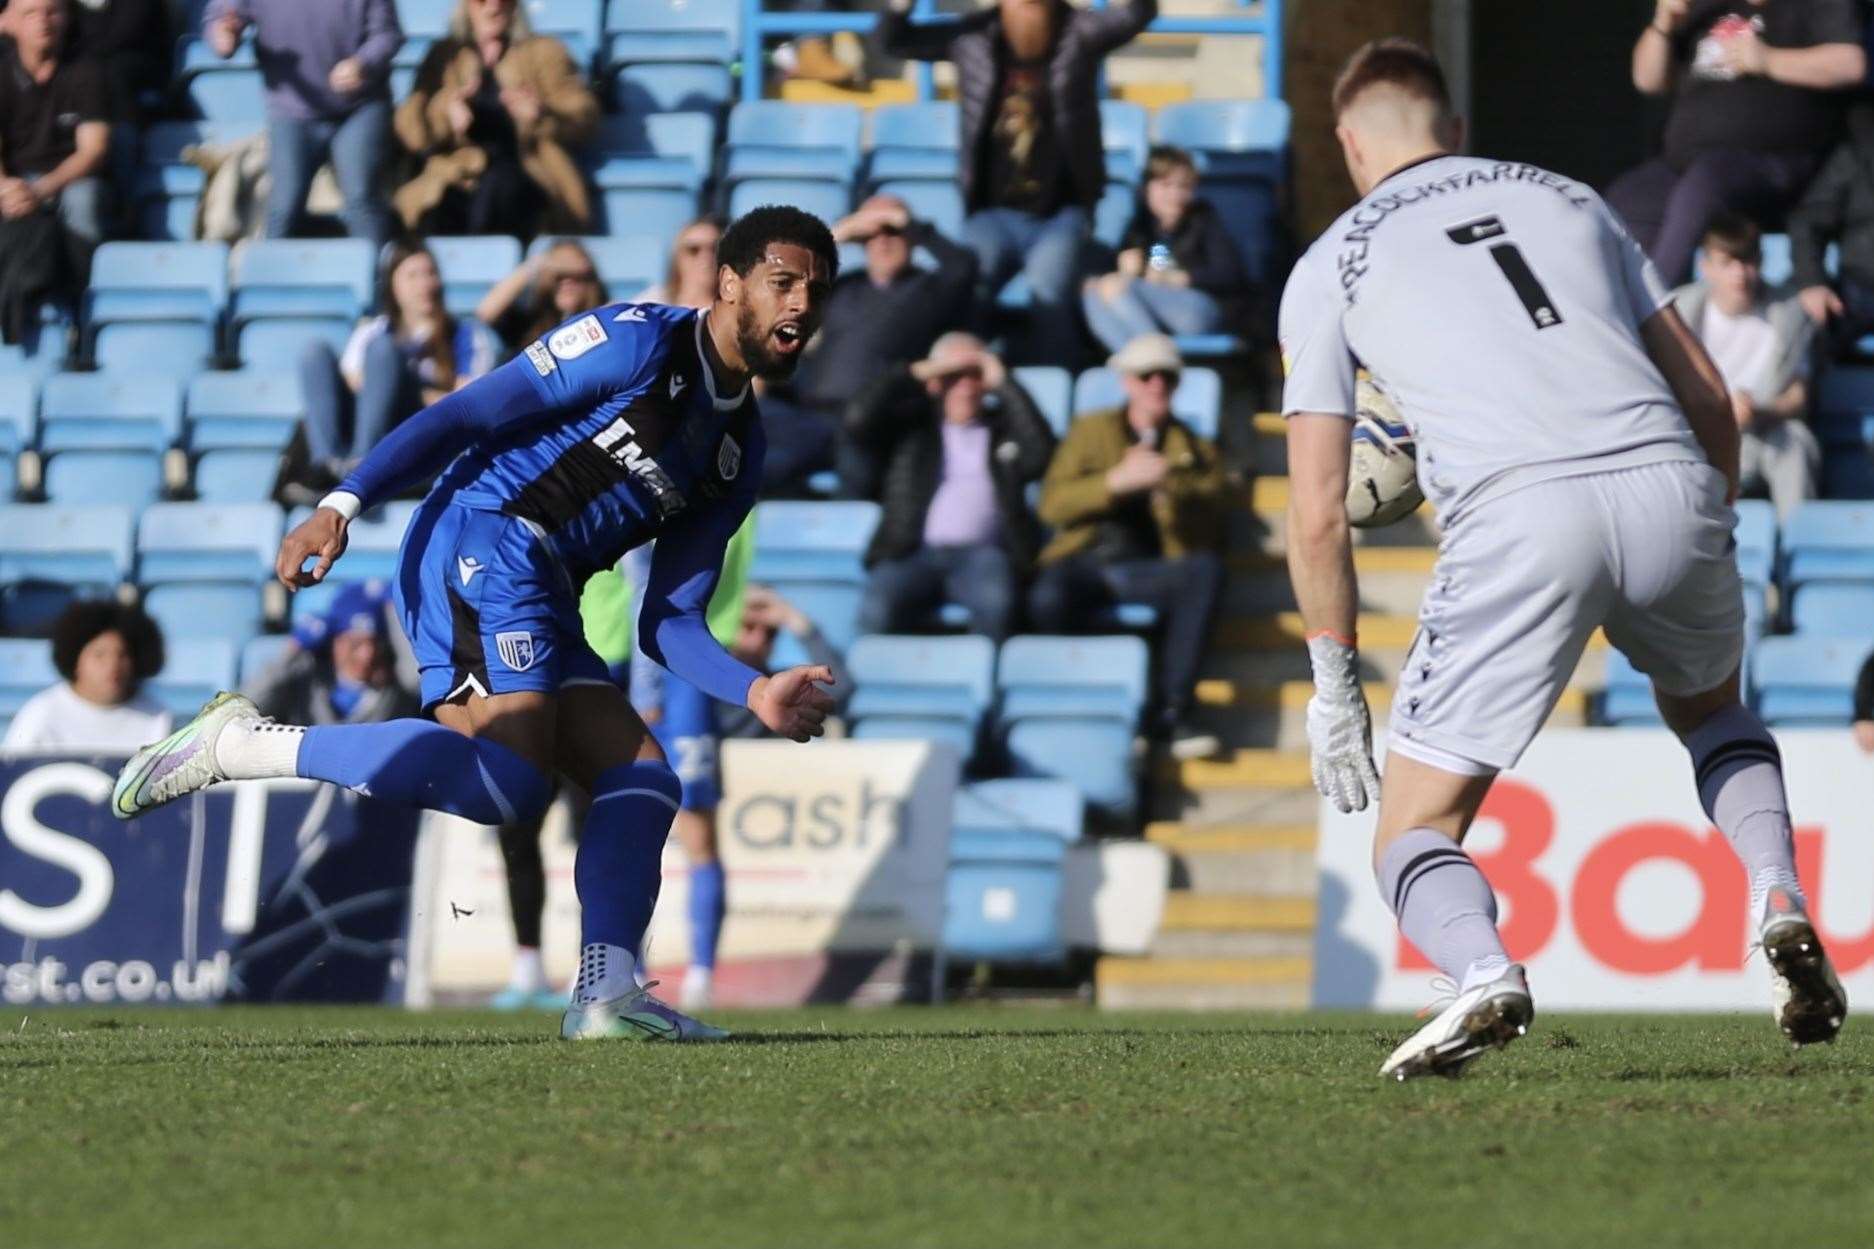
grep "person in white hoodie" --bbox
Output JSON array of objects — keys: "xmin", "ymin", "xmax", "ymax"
[{"xmin": 3, "ymin": 601, "xmax": 171, "ymax": 753}]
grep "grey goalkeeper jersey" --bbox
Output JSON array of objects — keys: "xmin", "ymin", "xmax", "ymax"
[{"xmin": 1278, "ymin": 154, "xmax": 1704, "ymax": 524}]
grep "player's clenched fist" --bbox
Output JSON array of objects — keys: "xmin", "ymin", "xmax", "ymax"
[
  {"xmin": 276, "ymin": 507, "xmax": 351, "ymax": 589},
  {"xmin": 747, "ymin": 666, "xmax": 837, "ymax": 742}
]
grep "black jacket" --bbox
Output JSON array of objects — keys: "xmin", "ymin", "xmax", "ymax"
[
  {"xmin": 879, "ymin": 0, "xmax": 1157, "ymax": 214},
  {"xmin": 1789, "ymin": 118, "xmax": 1874, "ymax": 292},
  {"xmin": 1118, "ymin": 198, "xmax": 1256, "ymax": 320},
  {"xmin": 845, "ymin": 366, "xmax": 1056, "ymax": 570}
]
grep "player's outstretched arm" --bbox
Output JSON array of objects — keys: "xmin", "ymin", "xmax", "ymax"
[
  {"xmin": 746, "ymin": 666, "xmax": 838, "ymax": 743},
  {"xmin": 1287, "ymin": 413, "xmax": 1380, "ymax": 813},
  {"xmin": 1641, "ymin": 305, "xmax": 1740, "ymax": 502}
]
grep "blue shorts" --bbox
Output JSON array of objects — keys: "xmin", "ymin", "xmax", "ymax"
[
  {"xmin": 395, "ymin": 500, "xmax": 610, "ymax": 712},
  {"xmin": 650, "ymin": 671, "xmax": 720, "ymax": 811}
]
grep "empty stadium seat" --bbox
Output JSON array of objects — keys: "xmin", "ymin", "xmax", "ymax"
[
  {"xmin": 1012, "ymin": 366, "xmax": 1073, "ymax": 438},
  {"xmin": 953, "ymin": 778, "xmax": 1084, "ymax": 844},
  {"xmin": 590, "ymin": 112, "xmax": 714, "ymax": 192},
  {"xmin": 727, "ymin": 179, "xmax": 852, "ymax": 227},
  {"xmin": 186, "ymin": 370, "xmax": 302, "ymax": 451},
  {"xmin": 193, "ymin": 448, "xmax": 284, "ymax": 502},
  {"xmin": 85, "ymin": 241, "xmax": 229, "ymax": 334},
  {"xmin": 398, "ymin": 0, "xmax": 454, "ymax": 37},
  {"xmin": 137, "ymin": 502, "xmax": 283, "ymax": 584},
  {"xmin": 285, "ymin": 502, "xmax": 419, "ymax": 582},
  {"xmin": 39, "ymin": 374, "xmax": 184, "ymax": 453},
  {"xmin": 525, "ymin": 0, "xmax": 604, "ymax": 61},
  {"xmin": 749, "ymin": 500, "xmax": 880, "ymax": 652},
  {"xmin": 143, "ymin": 583, "xmax": 263, "ymax": 650},
  {"xmin": 231, "ymin": 239, "xmax": 375, "ymax": 324},
  {"xmin": 724, "ymin": 103, "xmax": 863, "ymax": 184},
  {"xmin": 1789, "ymin": 582, "xmax": 1874, "ymax": 636},
  {"xmin": 187, "ymin": 67, "xmax": 265, "ymax": 123},
  {"xmin": 429, "ymin": 235, "xmax": 524, "ymax": 316},
  {"xmin": 0, "ymin": 638, "xmax": 56, "ymax": 721},
  {"xmin": 1733, "ymin": 498, "xmax": 1776, "ymax": 590},
  {"xmin": 605, "ymin": 0, "xmax": 740, "ymax": 64},
  {"xmin": 944, "ymin": 778, "xmax": 1086, "ymax": 964},
  {"xmin": 42, "ymin": 451, "xmax": 163, "ymax": 508},
  {"xmin": 871, "ymin": 180, "xmax": 964, "ymax": 242},
  {"xmin": 146, "ymin": 638, "xmax": 238, "ymax": 720},
  {"xmin": 1759, "ymin": 233, "xmax": 1792, "ymax": 287},
  {"xmin": 1598, "ymin": 649, "xmax": 1661, "ymax": 727},
  {"xmin": 596, "ymin": 187, "xmax": 702, "ymax": 249},
  {"xmin": 995, "ymin": 635, "xmax": 1149, "ymax": 820},
  {"xmin": 1781, "ymin": 501, "xmax": 1874, "ymax": 588},
  {"xmin": 240, "ymin": 633, "xmax": 293, "ymax": 684},
  {"xmin": 1092, "ymin": 181, "xmax": 1135, "ymax": 249},
  {"xmin": 1153, "ymin": 99, "xmax": 1292, "ymax": 170},
  {"xmin": 847, "ymin": 635, "xmax": 997, "ymax": 760},
  {"xmin": 92, "ymin": 322, "xmax": 217, "ymax": 378},
  {"xmin": 0, "ymin": 376, "xmax": 36, "ymax": 480},
  {"xmin": 1099, "ymin": 101, "xmax": 1149, "ymax": 184},
  {"xmin": 866, "ymin": 102, "xmax": 959, "ymax": 182},
  {"xmin": 529, "ymin": 234, "xmax": 664, "ymax": 298},
  {"xmin": 1752, "ymin": 635, "xmax": 1869, "ymax": 726},
  {"xmin": 0, "ymin": 505, "xmax": 135, "ymax": 632},
  {"xmin": 610, "ymin": 61, "xmax": 734, "ymax": 115},
  {"xmin": 1071, "ymin": 367, "xmax": 1223, "ymax": 442}
]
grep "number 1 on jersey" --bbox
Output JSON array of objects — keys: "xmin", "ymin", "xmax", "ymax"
[{"xmin": 1446, "ymin": 215, "xmax": 1563, "ymax": 331}]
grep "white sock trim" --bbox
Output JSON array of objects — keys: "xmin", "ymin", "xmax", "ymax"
[{"xmin": 572, "ymin": 942, "xmax": 639, "ymax": 1006}]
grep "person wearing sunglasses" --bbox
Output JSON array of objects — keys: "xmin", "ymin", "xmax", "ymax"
[
  {"xmin": 1029, "ymin": 332, "xmax": 1226, "ymax": 760},
  {"xmin": 632, "ymin": 216, "xmax": 725, "ymax": 310}
]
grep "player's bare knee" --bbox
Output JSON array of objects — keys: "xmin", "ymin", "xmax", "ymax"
[{"xmin": 1654, "ymin": 669, "xmax": 1743, "ymax": 740}]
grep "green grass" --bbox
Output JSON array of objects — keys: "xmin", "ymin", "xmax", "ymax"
[{"xmin": 1, "ymin": 1006, "xmax": 1870, "ymax": 1248}]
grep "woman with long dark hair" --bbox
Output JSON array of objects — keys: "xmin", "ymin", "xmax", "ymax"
[{"xmin": 476, "ymin": 237, "xmax": 609, "ymax": 351}]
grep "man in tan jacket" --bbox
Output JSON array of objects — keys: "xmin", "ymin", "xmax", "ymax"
[
  {"xmin": 1030, "ymin": 333, "xmax": 1227, "ymax": 758},
  {"xmin": 392, "ymin": 0, "xmax": 597, "ymax": 237}
]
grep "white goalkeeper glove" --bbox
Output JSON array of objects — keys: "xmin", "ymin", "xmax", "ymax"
[{"xmin": 1304, "ymin": 632, "xmax": 1381, "ymax": 814}]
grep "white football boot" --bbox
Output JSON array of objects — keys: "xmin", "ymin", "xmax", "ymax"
[
  {"xmin": 561, "ymin": 981, "xmax": 730, "ymax": 1043},
  {"xmin": 1759, "ymin": 890, "xmax": 1848, "ymax": 1048},
  {"xmin": 112, "ymin": 691, "xmax": 259, "ymax": 818},
  {"xmin": 1380, "ymin": 964, "xmax": 1533, "ymax": 1081}
]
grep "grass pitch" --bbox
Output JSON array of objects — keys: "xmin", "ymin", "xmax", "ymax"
[{"xmin": 2, "ymin": 1006, "xmax": 1870, "ymax": 1248}]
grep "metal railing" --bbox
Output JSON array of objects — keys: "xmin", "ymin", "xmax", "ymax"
[{"xmin": 739, "ymin": 0, "xmax": 1284, "ymax": 105}]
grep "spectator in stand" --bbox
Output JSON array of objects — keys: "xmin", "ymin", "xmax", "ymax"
[
  {"xmin": 0, "ymin": 0, "xmax": 109, "ymax": 342},
  {"xmin": 476, "ymin": 238, "xmax": 608, "ymax": 353},
  {"xmin": 64, "ymin": 0, "xmax": 168, "ymax": 123},
  {"xmin": 203, "ymin": 0, "xmax": 402, "ymax": 247},
  {"xmin": 1029, "ymin": 333, "xmax": 1225, "ymax": 759},
  {"xmin": 293, "ymin": 241, "xmax": 502, "ymax": 492},
  {"xmin": 1671, "ymin": 213, "xmax": 1817, "ymax": 518},
  {"xmin": 1789, "ymin": 110, "xmax": 1874, "ymax": 359},
  {"xmin": 244, "ymin": 581, "xmax": 420, "ymax": 727},
  {"xmin": 393, "ymin": 0, "xmax": 598, "ymax": 239},
  {"xmin": 2, "ymin": 601, "xmax": 170, "ymax": 753},
  {"xmin": 716, "ymin": 585, "xmax": 853, "ymax": 731},
  {"xmin": 850, "ymin": 332, "xmax": 1054, "ymax": 643},
  {"xmin": 632, "ymin": 215, "xmax": 723, "ymax": 308},
  {"xmin": 1606, "ymin": 0, "xmax": 1865, "ymax": 287},
  {"xmin": 766, "ymin": 194, "xmax": 978, "ymax": 497},
  {"xmin": 880, "ymin": 0, "xmax": 1158, "ymax": 366},
  {"xmin": 1081, "ymin": 145, "xmax": 1254, "ymax": 354}
]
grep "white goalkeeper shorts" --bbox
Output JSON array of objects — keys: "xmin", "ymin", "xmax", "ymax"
[{"xmin": 1389, "ymin": 459, "xmax": 1744, "ymax": 775}]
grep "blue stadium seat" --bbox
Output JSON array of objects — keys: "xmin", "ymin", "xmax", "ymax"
[
  {"xmin": 1153, "ymin": 99, "xmax": 1292, "ymax": 167},
  {"xmin": 529, "ymin": 234, "xmax": 665, "ymax": 298},
  {"xmin": 749, "ymin": 500, "xmax": 880, "ymax": 652},
  {"xmin": 240, "ymin": 633, "xmax": 293, "ymax": 684},
  {"xmin": 0, "ymin": 375, "xmax": 37, "ymax": 464},
  {"xmin": 0, "ymin": 505, "xmax": 135, "ymax": 626},
  {"xmin": 1093, "ymin": 180, "xmax": 1135, "ymax": 249},
  {"xmin": 1752, "ymin": 635, "xmax": 1869, "ymax": 726},
  {"xmin": 1071, "ymin": 367, "xmax": 1222, "ymax": 442},
  {"xmin": 392, "ymin": 36, "xmax": 436, "ymax": 71},
  {"xmin": 872, "ymin": 180, "xmax": 963, "ymax": 241},
  {"xmin": 236, "ymin": 320, "xmax": 353, "ymax": 371},
  {"xmin": 605, "ymin": 0, "xmax": 740, "ymax": 64},
  {"xmin": 85, "ymin": 241, "xmax": 228, "ymax": 334},
  {"xmin": 526, "ymin": 0, "xmax": 605, "ymax": 56},
  {"xmin": 590, "ymin": 112, "xmax": 714, "ymax": 191},
  {"xmin": 398, "ymin": 0, "xmax": 454, "ymax": 37},
  {"xmin": 1781, "ymin": 500, "xmax": 1874, "ymax": 588},
  {"xmin": 146, "ymin": 638, "xmax": 238, "ymax": 720},
  {"xmin": 1759, "ymin": 232, "xmax": 1792, "ymax": 287},
  {"xmin": 284, "ymin": 502, "xmax": 418, "ymax": 582},
  {"xmin": 846, "ymin": 635, "xmax": 996, "ymax": 760},
  {"xmin": 142, "ymin": 583, "xmax": 263, "ymax": 650},
  {"xmin": 428, "ymin": 235, "xmax": 524, "ymax": 317},
  {"xmin": 1734, "ymin": 498, "xmax": 1776, "ymax": 590},
  {"xmin": 1789, "ymin": 582, "xmax": 1874, "ymax": 636},
  {"xmin": 1598, "ymin": 649, "xmax": 1661, "ymax": 727},
  {"xmin": 137, "ymin": 502, "xmax": 283, "ymax": 584},
  {"xmin": 866, "ymin": 102, "xmax": 959, "ymax": 182},
  {"xmin": 231, "ymin": 239, "xmax": 375, "ymax": 325},
  {"xmin": 193, "ymin": 448, "xmax": 283, "ymax": 502},
  {"xmin": 0, "ymin": 638, "xmax": 56, "ymax": 721},
  {"xmin": 42, "ymin": 451, "xmax": 163, "ymax": 508},
  {"xmin": 953, "ymin": 778, "xmax": 1084, "ymax": 844},
  {"xmin": 724, "ymin": 103, "xmax": 864, "ymax": 184},
  {"xmin": 186, "ymin": 369, "xmax": 302, "ymax": 451},
  {"xmin": 596, "ymin": 187, "xmax": 701, "ymax": 249},
  {"xmin": 996, "ymin": 635, "xmax": 1148, "ymax": 820},
  {"xmin": 610, "ymin": 61, "xmax": 734, "ymax": 115},
  {"xmin": 1100, "ymin": 101, "xmax": 1149, "ymax": 184},
  {"xmin": 1814, "ymin": 366, "xmax": 1874, "ymax": 448},
  {"xmin": 187, "ymin": 67, "xmax": 265, "ymax": 123},
  {"xmin": 1200, "ymin": 180, "xmax": 1283, "ymax": 285},
  {"xmin": 727, "ymin": 178, "xmax": 852, "ymax": 226},
  {"xmin": 39, "ymin": 373, "xmax": 184, "ymax": 454},
  {"xmin": 1012, "ymin": 366, "xmax": 1072, "ymax": 438},
  {"xmin": 944, "ymin": 779, "xmax": 1085, "ymax": 964},
  {"xmin": 93, "ymin": 323, "xmax": 217, "ymax": 378}
]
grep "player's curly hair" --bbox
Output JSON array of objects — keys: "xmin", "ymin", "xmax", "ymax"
[
  {"xmin": 716, "ymin": 205, "xmax": 839, "ymax": 283},
  {"xmin": 49, "ymin": 600, "xmax": 165, "ymax": 686}
]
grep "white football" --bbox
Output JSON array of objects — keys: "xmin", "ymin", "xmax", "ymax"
[{"xmin": 1345, "ymin": 380, "xmax": 1424, "ymax": 528}]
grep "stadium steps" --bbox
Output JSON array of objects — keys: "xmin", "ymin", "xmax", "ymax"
[{"xmin": 1094, "ymin": 955, "xmax": 1311, "ymax": 1010}]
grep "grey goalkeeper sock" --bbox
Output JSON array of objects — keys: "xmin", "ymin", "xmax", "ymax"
[
  {"xmin": 1376, "ymin": 827, "xmax": 1511, "ymax": 990},
  {"xmin": 1683, "ymin": 704, "xmax": 1805, "ymax": 922}
]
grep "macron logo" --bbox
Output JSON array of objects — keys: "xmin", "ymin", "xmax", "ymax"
[
  {"xmin": 614, "ymin": 307, "xmax": 647, "ymax": 323},
  {"xmin": 457, "ymin": 556, "xmax": 484, "ymax": 587},
  {"xmin": 669, "ymin": 373, "xmax": 687, "ymax": 400}
]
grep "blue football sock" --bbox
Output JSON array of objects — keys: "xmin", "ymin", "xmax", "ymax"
[
  {"xmin": 297, "ymin": 721, "xmax": 552, "ymax": 825},
  {"xmin": 575, "ymin": 762, "xmax": 682, "ymax": 957},
  {"xmin": 687, "ymin": 859, "xmax": 725, "ymax": 971}
]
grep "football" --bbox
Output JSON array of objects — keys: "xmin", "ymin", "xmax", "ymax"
[{"xmin": 1345, "ymin": 379, "xmax": 1425, "ymax": 528}]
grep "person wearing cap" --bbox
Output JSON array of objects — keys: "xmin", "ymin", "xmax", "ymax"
[
  {"xmin": 1030, "ymin": 332, "xmax": 1226, "ymax": 759},
  {"xmin": 847, "ymin": 331, "xmax": 1055, "ymax": 642},
  {"xmin": 244, "ymin": 581, "xmax": 420, "ymax": 727}
]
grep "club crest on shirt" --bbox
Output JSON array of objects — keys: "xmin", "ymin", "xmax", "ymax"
[
  {"xmin": 495, "ymin": 631, "xmax": 537, "ymax": 672},
  {"xmin": 548, "ymin": 314, "xmax": 606, "ymax": 360},
  {"xmin": 717, "ymin": 434, "xmax": 742, "ymax": 480}
]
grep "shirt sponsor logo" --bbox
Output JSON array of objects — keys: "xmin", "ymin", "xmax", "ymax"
[
  {"xmin": 548, "ymin": 315, "xmax": 607, "ymax": 360},
  {"xmin": 525, "ymin": 341, "xmax": 555, "ymax": 376},
  {"xmin": 717, "ymin": 434, "xmax": 741, "ymax": 481},
  {"xmin": 592, "ymin": 415, "xmax": 685, "ymax": 517},
  {"xmin": 495, "ymin": 631, "xmax": 537, "ymax": 672}
]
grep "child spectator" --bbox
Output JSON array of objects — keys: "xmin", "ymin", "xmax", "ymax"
[
  {"xmin": 1081, "ymin": 145, "xmax": 1254, "ymax": 353},
  {"xmin": 393, "ymin": 0, "xmax": 599, "ymax": 239},
  {"xmin": 3, "ymin": 601, "xmax": 170, "ymax": 753},
  {"xmin": 476, "ymin": 238, "xmax": 609, "ymax": 352}
]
